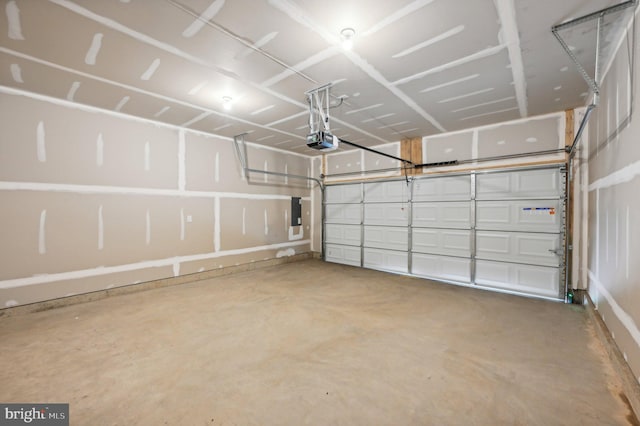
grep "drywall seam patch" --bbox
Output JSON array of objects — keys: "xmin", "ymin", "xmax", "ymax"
[
  {"xmin": 589, "ymin": 270, "xmax": 640, "ymax": 350},
  {"xmin": 276, "ymin": 248, "xmax": 296, "ymax": 258},
  {"xmin": 115, "ymin": 96, "xmax": 129, "ymax": 112},
  {"xmin": 180, "ymin": 208, "xmax": 185, "ymax": 240},
  {"xmin": 495, "ymin": 0, "xmax": 528, "ymax": 117},
  {"xmin": 460, "ymin": 107, "xmax": 519, "ymax": 122},
  {"xmin": 140, "ymin": 58, "xmax": 160, "ymax": 81},
  {"xmin": 0, "ymin": 181, "xmax": 311, "ymax": 201},
  {"xmin": 420, "ymin": 74, "xmax": 479, "ymax": 94},
  {"xmin": 214, "ymin": 152, "xmax": 219, "ymax": 182},
  {"xmin": 66, "ymin": 81, "xmax": 80, "ymax": 101},
  {"xmin": 451, "ymin": 96, "xmax": 515, "ymax": 113},
  {"xmin": 284, "ymin": 163, "xmax": 288, "ymax": 185},
  {"xmin": 250, "ymin": 104, "xmax": 275, "ymax": 115},
  {"xmin": 146, "ymin": 209, "xmax": 151, "ymax": 245},
  {"xmin": 36, "ymin": 121, "xmax": 46, "ymax": 162},
  {"xmin": 439, "ymin": 88, "xmax": 494, "ymax": 104},
  {"xmin": 588, "ymin": 160, "xmax": 640, "ymax": 191},
  {"xmin": 172, "ymin": 262, "xmax": 180, "ymax": 277},
  {"xmin": 182, "ymin": 0, "xmax": 225, "ymax": 38},
  {"xmin": 345, "ymin": 103, "xmax": 383, "ymax": 115},
  {"xmin": 260, "ymin": 47, "xmax": 338, "ymax": 88},
  {"xmin": 264, "ymin": 209, "xmax": 269, "ymax": 235},
  {"xmin": 214, "ymin": 197, "xmax": 220, "ymax": 251},
  {"xmin": 96, "ymin": 133, "xmax": 104, "ymax": 167},
  {"xmin": 284, "ymin": 209, "xmax": 288, "ymax": 233},
  {"xmin": 392, "ymin": 25, "xmax": 464, "ymax": 58},
  {"xmin": 85, "ymin": 33, "xmax": 103, "ymax": 65},
  {"xmin": 181, "ymin": 111, "xmax": 211, "ymax": 127},
  {"xmin": 236, "ymin": 31, "xmax": 278, "ymax": 60},
  {"xmin": 472, "ymin": 130, "xmax": 479, "ymax": 160},
  {"xmin": 10, "ymin": 63, "xmax": 23, "ymax": 83},
  {"xmin": 6, "ymin": 1, "xmax": 25, "ymax": 40},
  {"xmin": 362, "ymin": 0, "xmax": 434, "ymax": 36},
  {"xmin": 265, "ymin": 111, "xmax": 307, "ymax": 127},
  {"xmin": 154, "ymin": 106, "xmax": 170, "ymax": 117},
  {"xmin": 392, "ymin": 44, "xmax": 506, "ymax": 86},
  {"xmin": 242, "ymin": 207, "xmax": 246, "ymax": 235},
  {"xmin": 188, "ymin": 80, "xmax": 208, "ymax": 95},
  {"xmin": 213, "ymin": 123, "xmax": 232, "ymax": 131},
  {"xmin": 178, "ymin": 130, "xmax": 186, "ymax": 191},
  {"xmin": 0, "ymin": 239, "xmax": 310, "ymax": 289},
  {"xmin": 98, "ymin": 205, "xmax": 104, "ymax": 250},
  {"xmin": 38, "ymin": 210, "xmax": 46, "ymax": 254},
  {"xmin": 144, "ymin": 141, "xmax": 150, "ymax": 171}
]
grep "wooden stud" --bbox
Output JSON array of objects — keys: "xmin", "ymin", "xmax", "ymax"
[
  {"xmin": 565, "ymin": 109, "xmax": 575, "ymax": 148},
  {"xmin": 565, "ymin": 108, "xmax": 575, "ymax": 292},
  {"xmin": 400, "ymin": 138, "xmax": 414, "ymax": 175},
  {"xmin": 411, "ymin": 137, "xmax": 423, "ymax": 174}
]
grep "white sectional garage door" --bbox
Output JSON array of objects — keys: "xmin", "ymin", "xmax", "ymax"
[
  {"xmin": 323, "ymin": 166, "xmax": 566, "ymax": 300},
  {"xmin": 324, "ymin": 183, "xmax": 363, "ymax": 267}
]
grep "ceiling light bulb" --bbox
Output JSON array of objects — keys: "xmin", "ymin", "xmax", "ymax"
[
  {"xmin": 340, "ymin": 28, "xmax": 355, "ymax": 50},
  {"xmin": 222, "ymin": 96, "xmax": 232, "ymax": 111}
]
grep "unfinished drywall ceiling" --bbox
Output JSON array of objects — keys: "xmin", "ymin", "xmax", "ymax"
[{"xmin": 0, "ymin": 0, "xmax": 624, "ymax": 154}]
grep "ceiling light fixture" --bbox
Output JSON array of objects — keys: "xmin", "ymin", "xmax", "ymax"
[
  {"xmin": 340, "ymin": 28, "xmax": 355, "ymax": 50},
  {"xmin": 222, "ymin": 96, "xmax": 232, "ymax": 111}
]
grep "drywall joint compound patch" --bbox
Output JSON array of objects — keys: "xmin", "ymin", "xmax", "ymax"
[
  {"xmin": 36, "ymin": 121, "xmax": 46, "ymax": 162},
  {"xmin": 6, "ymin": 0, "xmax": 25, "ymax": 40}
]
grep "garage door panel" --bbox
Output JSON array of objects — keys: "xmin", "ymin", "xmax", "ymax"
[
  {"xmin": 364, "ymin": 226, "xmax": 408, "ymax": 251},
  {"xmin": 325, "ymin": 224, "xmax": 361, "ymax": 246},
  {"xmin": 325, "ymin": 244, "xmax": 361, "ymax": 267},
  {"xmin": 412, "ymin": 228, "xmax": 471, "ymax": 257},
  {"xmin": 476, "ymin": 169, "xmax": 560, "ymax": 199},
  {"xmin": 363, "ymin": 248, "xmax": 408, "ymax": 273},
  {"xmin": 475, "ymin": 260, "xmax": 560, "ymax": 298},
  {"xmin": 412, "ymin": 253, "xmax": 470, "ymax": 282},
  {"xmin": 325, "ymin": 204, "xmax": 361, "ymax": 224},
  {"xmin": 326, "ymin": 184, "xmax": 362, "ymax": 204},
  {"xmin": 413, "ymin": 202, "xmax": 471, "ymax": 229},
  {"xmin": 364, "ymin": 181, "xmax": 409, "ymax": 203},
  {"xmin": 364, "ymin": 203, "xmax": 408, "ymax": 226},
  {"xmin": 413, "ymin": 175, "xmax": 471, "ymax": 201},
  {"xmin": 476, "ymin": 231, "xmax": 560, "ymax": 266},
  {"xmin": 476, "ymin": 200, "xmax": 561, "ymax": 232},
  {"xmin": 323, "ymin": 167, "xmax": 564, "ymax": 301}
]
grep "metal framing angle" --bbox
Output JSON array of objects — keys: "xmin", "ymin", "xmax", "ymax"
[
  {"xmin": 305, "ymin": 83, "xmax": 333, "ymax": 134},
  {"xmin": 551, "ymin": 0, "xmax": 638, "ymax": 96},
  {"xmin": 233, "ymin": 133, "xmax": 324, "ymax": 189}
]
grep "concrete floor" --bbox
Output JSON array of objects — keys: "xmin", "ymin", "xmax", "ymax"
[{"xmin": 0, "ymin": 259, "xmax": 636, "ymax": 425}]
